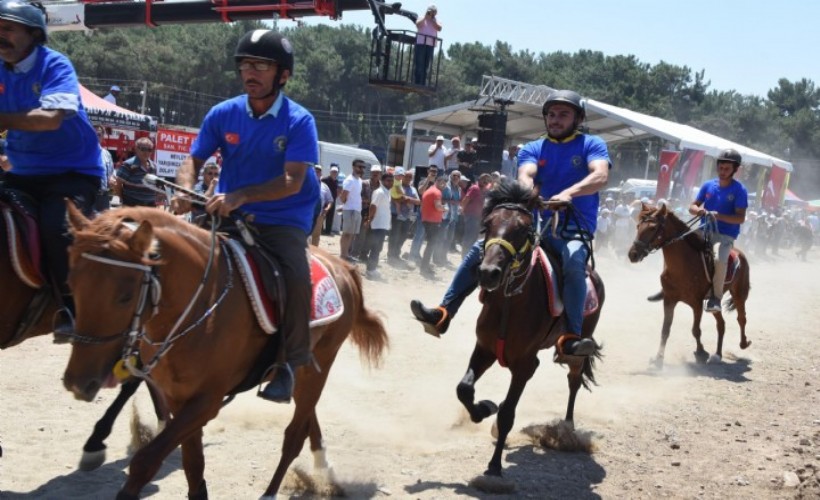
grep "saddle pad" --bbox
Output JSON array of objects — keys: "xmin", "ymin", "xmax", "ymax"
[
  {"xmin": 534, "ymin": 246, "xmax": 600, "ymax": 318},
  {"xmin": 225, "ymin": 240, "xmax": 344, "ymax": 334},
  {"xmin": 2, "ymin": 207, "xmax": 45, "ymax": 288},
  {"xmin": 725, "ymin": 250, "xmax": 740, "ymax": 285}
]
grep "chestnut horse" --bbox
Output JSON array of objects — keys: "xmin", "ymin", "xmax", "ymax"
[
  {"xmin": 61, "ymin": 205, "xmax": 388, "ymax": 499},
  {"xmin": 456, "ymin": 181, "xmax": 604, "ymax": 478},
  {"xmin": 0, "ymin": 190, "xmax": 163, "ymax": 467},
  {"xmin": 627, "ymin": 203, "xmax": 751, "ymax": 368}
]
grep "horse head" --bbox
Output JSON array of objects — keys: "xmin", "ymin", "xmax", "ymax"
[
  {"xmin": 628, "ymin": 202, "xmax": 670, "ymax": 263},
  {"xmin": 479, "ymin": 181, "xmax": 538, "ymax": 292},
  {"xmin": 62, "ymin": 203, "xmax": 163, "ymax": 402}
]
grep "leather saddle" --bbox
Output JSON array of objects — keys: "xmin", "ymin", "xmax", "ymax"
[{"xmin": 0, "ymin": 187, "xmax": 46, "ymax": 288}]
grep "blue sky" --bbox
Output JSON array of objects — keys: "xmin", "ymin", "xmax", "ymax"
[{"xmin": 298, "ymin": 0, "xmax": 817, "ymax": 99}]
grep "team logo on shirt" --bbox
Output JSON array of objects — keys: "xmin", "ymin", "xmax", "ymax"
[
  {"xmin": 571, "ymin": 155, "xmax": 584, "ymax": 168},
  {"xmin": 274, "ymin": 135, "xmax": 288, "ymax": 152},
  {"xmin": 225, "ymin": 133, "xmax": 239, "ymax": 145},
  {"xmin": 32, "ymin": 82, "xmax": 41, "ymax": 95},
  {"xmin": 538, "ymin": 159, "xmax": 547, "ymax": 167},
  {"xmin": 728, "ymin": 194, "xmax": 735, "ymax": 201}
]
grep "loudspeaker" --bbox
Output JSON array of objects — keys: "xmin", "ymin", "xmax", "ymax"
[
  {"xmin": 477, "ymin": 129, "xmax": 504, "ymax": 146},
  {"xmin": 478, "ymin": 113, "xmax": 506, "ymax": 130},
  {"xmin": 476, "ymin": 145, "xmax": 503, "ymax": 163}
]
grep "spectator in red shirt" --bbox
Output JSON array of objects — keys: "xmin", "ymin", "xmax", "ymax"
[
  {"xmin": 419, "ymin": 175, "xmax": 448, "ymax": 277},
  {"xmin": 460, "ymin": 173, "xmax": 493, "ymax": 258}
]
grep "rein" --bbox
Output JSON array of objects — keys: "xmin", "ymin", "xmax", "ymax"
[
  {"xmin": 69, "ymin": 217, "xmax": 234, "ymax": 380},
  {"xmin": 483, "ymin": 203, "xmax": 538, "ymax": 296},
  {"xmin": 632, "ymin": 213, "xmax": 704, "ymax": 256}
]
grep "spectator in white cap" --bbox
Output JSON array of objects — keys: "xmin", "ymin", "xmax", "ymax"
[
  {"xmin": 428, "ymin": 134, "xmax": 448, "ymax": 169},
  {"xmin": 103, "ymin": 84, "xmax": 121, "ymax": 105},
  {"xmin": 445, "ymin": 136, "xmax": 462, "ymax": 173},
  {"xmin": 321, "ymin": 163, "xmax": 340, "ymax": 235},
  {"xmin": 351, "ymin": 164, "xmax": 384, "ymax": 259}
]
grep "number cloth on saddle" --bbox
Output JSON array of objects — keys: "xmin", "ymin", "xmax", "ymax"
[{"xmin": 224, "ymin": 239, "xmax": 344, "ymax": 334}]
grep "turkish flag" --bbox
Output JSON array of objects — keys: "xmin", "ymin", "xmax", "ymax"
[
  {"xmin": 655, "ymin": 150, "xmax": 680, "ymax": 199},
  {"xmin": 761, "ymin": 165, "xmax": 787, "ymax": 210}
]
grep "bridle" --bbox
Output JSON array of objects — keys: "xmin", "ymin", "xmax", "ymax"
[
  {"xmin": 61, "ymin": 220, "xmax": 234, "ymax": 379},
  {"xmin": 483, "ymin": 203, "xmax": 538, "ymax": 297},
  {"xmin": 631, "ymin": 211, "xmax": 704, "ymax": 257}
]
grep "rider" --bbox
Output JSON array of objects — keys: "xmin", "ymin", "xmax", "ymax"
[
  {"xmin": 410, "ymin": 89, "xmax": 610, "ymax": 356},
  {"xmin": 689, "ymin": 148, "xmax": 748, "ymax": 312},
  {"xmin": 0, "ymin": 0, "xmax": 103, "ymax": 335},
  {"xmin": 175, "ymin": 29, "xmax": 319, "ymax": 404}
]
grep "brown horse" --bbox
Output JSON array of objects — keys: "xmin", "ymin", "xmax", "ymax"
[
  {"xmin": 0, "ymin": 190, "xmax": 164, "ymax": 467},
  {"xmin": 627, "ymin": 203, "xmax": 751, "ymax": 368},
  {"xmin": 455, "ymin": 181, "xmax": 604, "ymax": 478},
  {"xmin": 61, "ymin": 204, "xmax": 388, "ymax": 499}
]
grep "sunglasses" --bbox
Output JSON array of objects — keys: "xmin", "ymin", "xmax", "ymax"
[{"xmin": 237, "ymin": 61, "xmax": 275, "ymax": 72}]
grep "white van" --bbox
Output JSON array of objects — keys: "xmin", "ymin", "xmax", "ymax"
[
  {"xmin": 318, "ymin": 141, "xmax": 379, "ymax": 178},
  {"xmin": 317, "ymin": 142, "xmax": 380, "ymax": 233}
]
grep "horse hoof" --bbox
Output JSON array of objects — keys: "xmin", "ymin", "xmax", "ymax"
[
  {"xmin": 471, "ymin": 400, "xmax": 498, "ymax": 423},
  {"xmin": 740, "ymin": 339, "xmax": 752, "ymax": 350},
  {"xmin": 694, "ymin": 351, "xmax": 709, "ymax": 364},
  {"xmin": 79, "ymin": 449, "xmax": 106, "ymax": 471},
  {"xmin": 469, "ymin": 472, "xmax": 515, "ymax": 493},
  {"xmin": 707, "ymin": 354, "xmax": 722, "ymax": 364},
  {"xmin": 649, "ymin": 358, "xmax": 663, "ymax": 370}
]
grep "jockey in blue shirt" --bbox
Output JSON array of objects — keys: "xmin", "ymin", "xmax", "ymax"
[
  {"xmin": 175, "ymin": 29, "xmax": 319, "ymax": 404},
  {"xmin": 0, "ymin": 0, "xmax": 103, "ymax": 336},
  {"xmin": 411, "ymin": 90, "xmax": 611, "ymax": 357},
  {"xmin": 690, "ymin": 148, "xmax": 748, "ymax": 313}
]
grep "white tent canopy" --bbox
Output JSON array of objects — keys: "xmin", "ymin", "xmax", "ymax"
[{"xmin": 404, "ymin": 87, "xmax": 792, "ymax": 172}]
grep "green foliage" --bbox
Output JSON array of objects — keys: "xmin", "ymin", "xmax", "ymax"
[{"xmin": 47, "ymin": 23, "xmax": 818, "ymax": 192}]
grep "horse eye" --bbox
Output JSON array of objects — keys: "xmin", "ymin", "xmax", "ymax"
[{"xmin": 117, "ymin": 292, "xmax": 134, "ymax": 305}]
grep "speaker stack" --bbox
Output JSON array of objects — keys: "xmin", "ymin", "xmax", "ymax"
[{"xmin": 475, "ymin": 112, "xmax": 506, "ymax": 175}]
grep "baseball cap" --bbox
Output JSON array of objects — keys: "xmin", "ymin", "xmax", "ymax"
[
  {"xmin": 451, "ymin": 137, "xmax": 460, "ymax": 143},
  {"xmin": 470, "ymin": 138, "xmax": 478, "ymax": 143},
  {"xmin": 110, "ymin": 85, "xmax": 121, "ymax": 92},
  {"xmin": 394, "ymin": 167, "xmax": 406, "ymax": 176},
  {"xmin": 460, "ymin": 175, "xmax": 471, "ymax": 182},
  {"xmin": 435, "ymin": 135, "xmax": 445, "ymax": 141},
  {"xmin": 370, "ymin": 164, "xmax": 382, "ymax": 172},
  {"xmin": 330, "ymin": 166, "xmax": 339, "ymax": 172},
  {"xmin": 314, "ymin": 164, "xmax": 323, "ymax": 170}
]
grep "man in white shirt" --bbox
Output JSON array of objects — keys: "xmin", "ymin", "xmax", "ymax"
[
  {"xmin": 339, "ymin": 158, "xmax": 365, "ymax": 262},
  {"xmin": 103, "ymin": 85, "xmax": 121, "ymax": 104},
  {"xmin": 445, "ymin": 136, "xmax": 462, "ymax": 173},
  {"xmin": 428, "ymin": 135, "xmax": 448, "ymax": 170},
  {"xmin": 363, "ymin": 172, "xmax": 394, "ymax": 280}
]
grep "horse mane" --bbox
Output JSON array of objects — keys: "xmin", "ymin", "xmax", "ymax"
[
  {"xmin": 661, "ymin": 208, "xmax": 707, "ymax": 251},
  {"xmin": 71, "ymin": 208, "xmax": 209, "ymax": 265},
  {"xmin": 482, "ymin": 179, "xmax": 535, "ymax": 220}
]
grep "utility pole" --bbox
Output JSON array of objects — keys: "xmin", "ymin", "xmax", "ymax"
[{"xmin": 140, "ymin": 81, "xmax": 148, "ymax": 114}]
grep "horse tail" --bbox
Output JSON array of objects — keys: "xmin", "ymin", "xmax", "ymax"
[
  {"xmin": 581, "ymin": 347, "xmax": 603, "ymax": 391},
  {"xmin": 348, "ymin": 267, "xmax": 389, "ymax": 367},
  {"xmin": 725, "ymin": 297, "xmax": 736, "ymax": 312}
]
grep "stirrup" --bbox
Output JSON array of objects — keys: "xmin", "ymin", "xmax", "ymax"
[
  {"xmin": 555, "ymin": 334, "xmax": 595, "ymax": 358},
  {"xmin": 52, "ymin": 307, "xmax": 75, "ymax": 343}
]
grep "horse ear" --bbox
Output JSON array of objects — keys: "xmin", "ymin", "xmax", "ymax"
[
  {"xmin": 658, "ymin": 203, "xmax": 668, "ymax": 215},
  {"xmin": 128, "ymin": 221, "xmax": 155, "ymax": 254},
  {"xmin": 65, "ymin": 199, "xmax": 90, "ymax": 233}
]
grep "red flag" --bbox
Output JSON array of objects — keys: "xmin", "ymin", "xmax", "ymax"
[
  {"xmin": 761, "ymin": 165, "xmax": 787, "ymax": 210},
  {"xmin": 655, "ymin": 150, "xmax": 680, "ymax": 199},
  {"xmin": 670, "ymin": 149, "xmax": 706, "ymax": 202}
]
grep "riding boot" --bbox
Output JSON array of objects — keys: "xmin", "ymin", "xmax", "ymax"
[
  {"xmin": 258, "ymin": 363, "xmax": 295, "ymax": 404},
  {"xmin": 555, "ymin": 334, "xmax": 596, "ymax": 357},
  {"xmin": 410, "ymin": 300, "xmax": 450, "ymax": 337}
]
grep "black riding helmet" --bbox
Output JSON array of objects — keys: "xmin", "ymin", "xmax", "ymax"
[
  {"xmin": 542, "ymin": 89, "xmax": 586, "ymax": 120},
  {"xmin": 234, "ymin": 29, "xmax": 294, "ymax": 94},
  {"xmin": 0, "ymin": 0, "xmax": 47, "ymax": 43},
  {"xmin": 716, "ymin": 148, "xmax": 742, "ymax": 166}
]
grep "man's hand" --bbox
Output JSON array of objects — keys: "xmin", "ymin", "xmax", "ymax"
[
  {"xmin": 171, "ymin": 194, "xmax": 193, "ymax": 215},
  {"xmin": 550, "ymin": 192, "xmax": 573, "ymax": 204},
  {"xmin": 205, "ymin": 192, "xmax": 245, "ymax": 217}
]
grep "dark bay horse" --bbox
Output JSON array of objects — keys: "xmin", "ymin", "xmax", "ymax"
[
  {"xmin": 455, "ymin": 181, "xmax": 605, "ymax": 478},
  {"xmin": 628, "ymin": 203, "xmax": 751, "ymax": 368},
  {"xmin": 0, "ymin": 192, "xmax": 163, "ymax": 467},
  {"xmin": 61, "ymin": 204, "xmax": 388, "ymax": 499}
]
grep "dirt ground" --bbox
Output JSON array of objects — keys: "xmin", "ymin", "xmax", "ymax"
[{"xmin": 1, "ymin": 234, "xmax": 819, "ymax": 499}]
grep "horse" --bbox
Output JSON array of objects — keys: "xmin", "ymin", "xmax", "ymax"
[
  {"xmin": 454, "ymin": 181, "xmax": 605, "ymax": 479},
  {"xmin": 60, "ymin": 204, "xmax": 388, "ymax": 499},
  {"xmin": 0, "ymin": 189, "xmax": 165, "ymax": 467},
  {"xmin": 627, "ymin": 203, "xmax": 751, "ymax": 368}
]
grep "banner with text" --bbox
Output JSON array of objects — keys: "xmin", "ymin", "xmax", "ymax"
[
  {"xmin": 155, "ymin": 128, "xmax": 197, "ymax": 178},
  {"xmin": 655, "ymin": 150, "xmax": 681, "ymax": 200}
]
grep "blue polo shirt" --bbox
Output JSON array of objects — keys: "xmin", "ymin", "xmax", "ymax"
[
  {"xmin": 190, "ymin": 93, "xmax": 319, "ymax": 233},
  {"xmin": 519, "ymin": 133, "xmax": 610, "ymax": 233},
  {"xmin": 0, "ymin": 46, "xmax": 103, "ymax": 177},
  {"xmin": 696, "ymin": 178, "xmax": 748, "ymax": 239}
]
